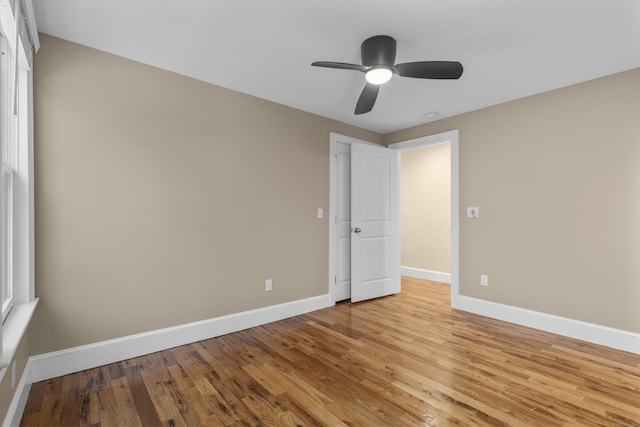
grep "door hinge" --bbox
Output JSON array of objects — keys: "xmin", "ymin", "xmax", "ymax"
[{"xmin": 334, "ymin": 276, "xmax": 337, "ymax": 284}]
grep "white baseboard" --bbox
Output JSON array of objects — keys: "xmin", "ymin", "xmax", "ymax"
[
  {"xmin": 457, "ymin": 295, "xmax": 640, "ymax": 355},
  {"xmin": 28, "ymin": 293, "xmax": 332, "ymax": 384},
  {"xmin": 401, "ymin": 266, "xmax": 451, "ymax": 284}
]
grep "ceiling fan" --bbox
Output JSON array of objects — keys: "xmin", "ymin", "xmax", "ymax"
[{"xmin": 312, "ymin": 35, "xmax": 463, "ymax": 115}]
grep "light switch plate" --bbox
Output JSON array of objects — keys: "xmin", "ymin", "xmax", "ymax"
[{"xmin": 467, "ymin": 207, "xmax": 479, "ymax": 218}]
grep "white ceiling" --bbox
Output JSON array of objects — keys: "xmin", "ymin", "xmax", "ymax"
[{"xmin": 32, "ymin": 0, "xmax": 640, "ymax": 134}]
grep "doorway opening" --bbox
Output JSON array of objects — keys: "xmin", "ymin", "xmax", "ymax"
[{"xmin": 397, "ymin": 141, "xmax": 451, "ymax": 284}]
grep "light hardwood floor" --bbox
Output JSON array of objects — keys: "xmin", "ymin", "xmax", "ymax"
[{"xmin": 20, "ymin": 277, "xmax": 640, "ymax": 426}]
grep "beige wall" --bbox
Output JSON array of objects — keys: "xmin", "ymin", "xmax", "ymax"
[
  {"xmin": 387, "ymin": 68, "xmax": 640, "ymax": 333},
  {"xmin": 32, "ymin": 35, "xmax": 382, "ymax": 354},
  {"xmin": 400, "ymin": 143, "xmax": 451, "ymax": 273}
]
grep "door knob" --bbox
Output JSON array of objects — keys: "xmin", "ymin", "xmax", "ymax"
[{"xmin": 353, "ymin": 227, "xmax": 362, "ymax": 234}]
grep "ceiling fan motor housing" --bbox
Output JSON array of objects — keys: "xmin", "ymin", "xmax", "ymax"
[{"xmin": 361, "ymin": 35, "xmax": 397, "ymax": 67}]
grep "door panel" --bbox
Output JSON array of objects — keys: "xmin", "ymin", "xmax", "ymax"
[
  {"xmin": 351, "ymin": 143, "xmax": 400, "ymax": 302},
  {"xmin": 361, "ymin": 156, "xmax": 390, "ymax": 220},
  {"xmin": 362, "ymin": 237, "xmax": 390, "ymax": 281}
]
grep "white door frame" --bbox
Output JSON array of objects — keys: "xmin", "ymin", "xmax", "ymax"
[
  {"xmin": 329, "ymin": 131, "xmax": 460, "ymax": 307},
  {"xmin": 388, "ymin": 130, "xmax": 460, "ymax": 308}
]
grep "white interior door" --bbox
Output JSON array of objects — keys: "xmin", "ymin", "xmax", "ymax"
[{"xmin": 350, "ymin": 143, "xmax": 400, "ymax": 302}]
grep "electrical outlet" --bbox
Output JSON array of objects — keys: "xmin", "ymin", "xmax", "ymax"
[
  {"xmin": 467, "ymin": 207, "xmax": 479, "ymax": 218},
  {"xmin": 480, "ymin": 275, "xmax": 488, "ymax": 286},
  {"xmin": 265, "ymin": 279, "xmax": 272, "ymax": 291}
]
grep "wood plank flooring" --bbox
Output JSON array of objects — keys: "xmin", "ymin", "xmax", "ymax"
[{"xmin": 21, "ymin": 277, "xmax": 640, "ymax": 426}]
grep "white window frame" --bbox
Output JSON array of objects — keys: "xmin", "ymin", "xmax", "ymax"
[
  {"xmin": 0, "ymin": 0, "xmax": 38, "ymax": 369},
  {"xmin": 1, "ymin": 32, "xmax": 16, "ymax": 324}
]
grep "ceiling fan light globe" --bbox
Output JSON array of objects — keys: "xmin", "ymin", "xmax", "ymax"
[{"xmin": 365, "ymin": 67, "xmax": 393, "ymax": 85}]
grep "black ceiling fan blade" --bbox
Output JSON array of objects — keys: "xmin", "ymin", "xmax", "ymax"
[
  {"xmin": 355, "ymin": 84, "xmax": 379, "ymax": 115},
  {"xmin": 311, "ymin": 61, "xmax": 366, "ymax": 72},
  {"xmin": 394, "ymin": 61, "xmax": 463, "ymax": 79}
]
